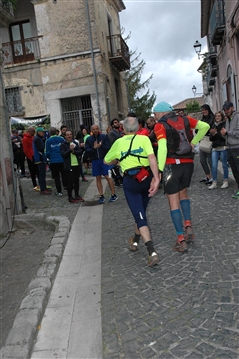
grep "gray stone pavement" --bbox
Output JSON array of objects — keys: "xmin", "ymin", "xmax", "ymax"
[
  {"xmin": 1, "ymin": 155, "xmax": 239, "ymax": 359},
  {"xmin": 0, "ymin": 171, "xmax": 93, "ymax": 352},
  {"xmin": 101, "ymin": 156, "xmax": 239, "ymax": 359}
]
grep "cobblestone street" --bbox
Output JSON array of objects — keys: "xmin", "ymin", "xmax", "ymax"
[{"xmin": 101, "ymin": 156, "xmax": 239, "ymax": 359}]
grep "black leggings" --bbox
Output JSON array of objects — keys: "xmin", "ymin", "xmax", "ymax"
[{"xmin": 67, "ymin": 166, "xmax": 80, "ymax": 199}]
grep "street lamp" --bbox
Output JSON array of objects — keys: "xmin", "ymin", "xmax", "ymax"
[
  {"xmin": 193, "ymin": 40, "xmax": 208, "ymax": 60},
  {"xmin": 192, "ymin": 85, "xmax": 203, "ymax": 97}
]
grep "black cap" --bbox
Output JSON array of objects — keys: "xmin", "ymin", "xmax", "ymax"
[{"xmin": 222, "ymin": 101, "xmax": 233, "ymax": 110}]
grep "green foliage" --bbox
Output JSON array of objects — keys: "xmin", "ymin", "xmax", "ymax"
[
  {"xmin": 125, "ymin": 48, "xmax": 156, "ymax": 119},
  {"xmin": 185, "ymin": 100, "xmax": 201, "ymax": 114}
]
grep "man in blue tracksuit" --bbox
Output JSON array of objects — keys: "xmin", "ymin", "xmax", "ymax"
[
  {"xmin": 45, "ymin": 127, "xmax": 68, "ymax": 195},
  {"xmin": 33, "ymin": 127, "xmax": 51, "ymax": 195},
  {"xmin": 85, "ymin": 124, "xmax": 117, "ymax": 204}
]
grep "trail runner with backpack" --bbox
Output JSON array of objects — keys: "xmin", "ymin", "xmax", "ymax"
[
  {"xmin": 104, "ymin": 116, "xmax": 160, "ymax": 267},
  {"xmin": 154, "ymin": 101, "xmax": 210, "ymax": 253}
]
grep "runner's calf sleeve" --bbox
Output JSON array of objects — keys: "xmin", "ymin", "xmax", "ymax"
[
  {"xmin": 170, "ymin": 209, "xmax": 184, "ymax": 235},
  {"xmin": 180, "ymin": 199, "xmax": 191, "ymax": 221}
]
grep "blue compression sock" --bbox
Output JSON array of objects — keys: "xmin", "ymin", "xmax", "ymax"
[
  {"xmin": 170, "ymin": 209, "xmax": 183, "ymax": 235},
  {"xmin": 180, "ymin": 199, "xmax": 191, "ymax": 221}
]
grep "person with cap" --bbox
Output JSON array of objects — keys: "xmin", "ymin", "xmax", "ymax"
[
  {"xmin": 33, "ymin": 127, "xmax": 51, "ymax": 195},
  {"xmin": 153, "ymin": 101, "xmax": 210, "ymax": 253},
  {"xmin": 220, "ymin": 101, "xmax": 239, "ymax": 199},
  {"xmin": 104, "ymin": 116, "xmax": 160, "ymax": 267},
  {"xmin": 199, "ymin": 104, "xmax": 215, "ymax": 185}
]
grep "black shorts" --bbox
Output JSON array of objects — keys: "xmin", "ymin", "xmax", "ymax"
[{"xmin": 163, "ymin": 162, "xmax": 194, "ymax": 195}]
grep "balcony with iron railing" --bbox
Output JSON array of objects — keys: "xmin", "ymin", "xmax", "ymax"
[
  {"xmin": 107, "ymin": 34, "xmax": 130, "ymax": 71},
  {"xmin": 0, "ymin": 0, "xmax": 14, "ymax": 26},
  {"xmin": 2, "ymin": 36, "xmax": 41, "ymax": 65},
  {"xmin": 204, "ymin": 63, "xmax": 216, "ymax": 89},
  {"xmin": 209, "ymin": 0, "xmax": 226, "ymax": 46}
]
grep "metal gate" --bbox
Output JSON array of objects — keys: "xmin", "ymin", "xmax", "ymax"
[
  {"xmin": 62, "ymin": 109, "xmax": 93, "ymax": 136},
  {"xmin": 61, "ymin": 95, "xmax": 93, "ymax": 135}
]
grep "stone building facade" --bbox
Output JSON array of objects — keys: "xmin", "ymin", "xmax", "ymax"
[
  {"xmin": 198, "ymin": 0, "xmax": 239, "ymax": 111},
  {"xmin": 1, "ymin": 0, "xmax": 130, "ymax": 133}
]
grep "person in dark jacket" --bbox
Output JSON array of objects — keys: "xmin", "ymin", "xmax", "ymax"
[
  {"xmin": 33, "ymin": 127, "xmax": 51, "ymax": 195},
  {"xmin": 221, "ymin": 101, "xmax": 239, "ymax": 199},
  {"xmin": 208, "ymin": 111, "xmax": 228, "ymax": 189},
  {"xmin": 60, "ymin": 130, "xmax": 84, "ymax": 203},
  {"xmin": 85, "ymin": 124, "xmax": 117, "ymax": 204},
  {"xmin": 45, "ymin": 127, "xmax": 68, "ymax": 195},
  {"xmin": 108, "ymin": 118, "xmax": 124, "ymax": 187},
  {"xmin": 199, "ymin": 104, "xmax": 215, "ymax": 185}
]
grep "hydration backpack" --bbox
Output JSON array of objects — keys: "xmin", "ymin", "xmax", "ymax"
[{"xmin": 159, "ymin": 115, "xmax": 193, "ymax": 157}]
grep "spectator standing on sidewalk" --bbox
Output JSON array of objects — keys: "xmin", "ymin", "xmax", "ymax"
[
  {"xmin": 154, "ymin": 101, "xmax": 210, "ymax": 253},
  {"xmin": 11, "ymin": 129, "xmax": 26, "ymax": 177},
  {"xmin": 60, "ymin": 130, "xmax": 84, "ymax": 203},
  {"xmin": 199, "ymin": 104, "xmax": 214, "ymax": 185},
  {"xmin": 220, "ymin": 101, "xmax": 239, "ymax": 199},
  {"xmin": 33, "ymin": 127, "xmax": 51, "ymax": 195},
  {"xmin": 85, "ymin": 124, "xmax": 118, "ymax": 204},
  {"xmin": 104, "ymin": 116, "xmax": 160, "ymax": 267},
  {"xmin": 22, "ymin": 127, "xmax": 39, "ymax": 190},
  {"xmin": 60, "ymin": 125, "xmax": 67, "ymax": 139},
  {"xmin": 45, "ymin": 127, "xmax": 68, "ymax": 196},
  {"xmin": 107, "ymin": 118, "xmax": 124, "ymax": 187},
  {"xmin": 208, "ymin": 111, "xmax": 228, "ymax": 190}
]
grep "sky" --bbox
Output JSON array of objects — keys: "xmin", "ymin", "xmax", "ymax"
[{"xmin": 119, "ymin": 0, "xmax": 207, "ymax": 107}]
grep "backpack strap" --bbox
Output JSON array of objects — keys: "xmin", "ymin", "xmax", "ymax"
[{"xmin": 119, "ymin": 134, "xmax": 148, "ymax": 163}]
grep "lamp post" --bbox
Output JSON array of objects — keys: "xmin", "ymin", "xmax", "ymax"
[
  {"xmin": 193, "ymin": 40, "xmax": 208, "ymax": 60},
  {"xmin": 192, "ymin": 85, "xmax": 204, "ymax": 97}
]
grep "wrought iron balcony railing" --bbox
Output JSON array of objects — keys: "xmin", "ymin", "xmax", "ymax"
[
  {"xmin": 2, "ymin": 36, "xmax": 41, "ymax": 65},
  {"xmin": 209, "ymin": 0, "xmax": 226, "ymax": 45},
  {"xmin": 107, "ymin": 34, "xmax": 130, "ymax": 71}
]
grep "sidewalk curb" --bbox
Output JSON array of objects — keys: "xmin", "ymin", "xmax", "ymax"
[{"xmin": 0, "ymin": 215, "xmax": 70, "ymax": 359}]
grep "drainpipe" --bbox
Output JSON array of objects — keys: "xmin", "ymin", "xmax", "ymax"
[{"xmin": 84, "ymin": 0, "xmax": 101, "ymax": 129}]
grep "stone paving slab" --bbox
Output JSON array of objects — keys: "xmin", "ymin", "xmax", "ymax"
[{"xmin": 101, "ymin": 156, "xmax": 239, "ymax": 359}]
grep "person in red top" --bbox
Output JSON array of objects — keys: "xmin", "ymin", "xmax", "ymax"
[
  {"xmin": 154, "ymin": 101, "xmax": 210, "ymax": 253},
  {"xmin": 22, "ymin": 127, "xmax": 39, "ymax": 190},
  {"xmin": 136, "ymin": 118, "xmax": 149, "ymax": 136}
]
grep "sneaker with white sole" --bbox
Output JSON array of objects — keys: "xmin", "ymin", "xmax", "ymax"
[
  {"xmin": 221, "ymin": 180, "xmax": 228, "ymax": 189},
  {"xmin": 128, "ymin": 236, "xmax": 138, "ymax": 251},
  {"xmin": 208, "ymin": 181, "xmax": 217, "ymax": 189},
  {"xmin": 109, "ymin": 194, "xmax": 118, "ymax": 202},
  {"xmin": 147, "ymin": 252, "xmax": 159, "ymax": 267}
]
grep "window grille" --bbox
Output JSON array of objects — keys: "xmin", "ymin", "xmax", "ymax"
[{"xmin": 5, "ymin": 87, "xmax": 23, "ymax": 114}]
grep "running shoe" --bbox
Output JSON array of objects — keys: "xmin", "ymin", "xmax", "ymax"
[
  {"xmin": 185, "ymin": 226, "xmax": 194, "ymax": 243},
  {"xmin": 232, "ymin": 190, "xmax": 239, "ymax": 199},
  {"xmin": 173, "ymin": 239, "xmax": 188, "ymax": 253},
  {"xmin": 147, "ymin": 252, "xmax": 159, "ymax": 267},
  {"xmin": 55, "ymin": 192, "xmax": 63, "ymax": 196},
  {"xmin": 82, "ymin": 177, "xmax": 88, "ymax": 182},
  {"xmin": 128, "ymin": 236, "xmax": 138, "ymax": 251},
  {"xmin": 99, "ymin": 196, "xmax": 105, "ymax": 204},
  {"xmin": 34, "ymin": 186, "xmax": 40, "ymax": 192},
  {"xmin": 109, "ymin": 194, "xmax": 118, "ymax": 202}
]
